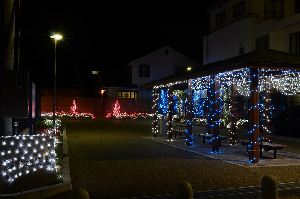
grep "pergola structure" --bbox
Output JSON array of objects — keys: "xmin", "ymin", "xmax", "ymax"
[{"xmin": 143, "ymin": 49, "xmax": 300, "ymax": 163}]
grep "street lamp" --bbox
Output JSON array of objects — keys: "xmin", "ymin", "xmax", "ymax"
[{"xmin": 50, "ymin": 34, "xmax": 62, "ymax": 134}]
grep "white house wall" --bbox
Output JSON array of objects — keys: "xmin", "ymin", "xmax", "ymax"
[
  {"xmin": 131, "ymin": 47, "xmax": 199, "ymax": 87},
  {"xmin": 255, "ymin": 19, "xmax": 275, "ymax": 38},
  {"xmin": 203, "ymin": 17, "xmax": 259, "ymax": 64}
]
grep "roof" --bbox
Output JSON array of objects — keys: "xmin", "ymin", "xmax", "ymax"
[
  {"xmin": 128, "ymin": 46, "xmax": 199, "ymax": 66},
  {"xmin": 142, "ymin": 49, "xmax": 300, "ymax": 88}
]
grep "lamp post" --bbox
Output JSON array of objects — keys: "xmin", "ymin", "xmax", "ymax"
[{"xmin": 50, "ymin": 35, "xmax": 62, "ymax": 134}]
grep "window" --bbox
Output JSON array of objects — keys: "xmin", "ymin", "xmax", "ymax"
[
  {"xmin": 264, "ymin": 0, "xmax": 283, "ymax": 20},
  {"xmin": 255, "ymin": 34, "xmax": 269, "ymax": 50},
  {"xmin": 233, "ymin": 1, "xmax": 245, "ymax": 18},
  {"xmin": 165, "ymin": 50, "xmax": 168, "ymax": 55},
  {"xmin": 117, "ymin": 91, "xmax": 138, "ymax": 98},
  {"xmin": 216, "ymin": 11, "xmax": 226, "ymax": 25},
  {"xmin": 139, "ymin": 65, "xmax": 150, "ymax": 77},
  {"xmin": 290, "ymin": 32, "xmax": 300, "ymax": 55}
]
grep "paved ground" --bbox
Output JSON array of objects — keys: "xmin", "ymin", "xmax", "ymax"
[
  {"xmin": 46, "ymin": 119, "xmax": 300, "ymax": 199},
  {"xmin": 151, "ymin": 124, "xmax": 300, "ymax": 167}
]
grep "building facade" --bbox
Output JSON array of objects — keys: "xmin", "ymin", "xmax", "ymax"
[
  {"xmin": 129, "ymin": 46, "xmax": 200, "ymax": 98},
  {"xmin": 203, "ymin": 0, "xmax": 299, "ymax": 64}
]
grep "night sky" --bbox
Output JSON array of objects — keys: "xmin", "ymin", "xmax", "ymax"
[{"xmin": 20, "ymin": 1, "xmax": 215, "ymax": 90}]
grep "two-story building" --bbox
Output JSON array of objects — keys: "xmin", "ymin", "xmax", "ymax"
[
  {"xmin": 203, "ymin": 0, "xmax": 299, "ymax": 65},
  {"xmin": 128, "ymin": 46, "xmax": 200, "ymax": 98}
]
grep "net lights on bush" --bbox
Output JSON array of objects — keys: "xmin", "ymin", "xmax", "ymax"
[{"xmin": 0, "ymin": 135, "xmax": 56, "ymax": 183}]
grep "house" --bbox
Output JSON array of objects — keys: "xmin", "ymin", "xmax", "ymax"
[
  {"xmin": 203, "ymin": 0, "xmax": 299, "ymax": 65},
  {"xmin": 128, "ymin": 46, "xmax": 200, "ymax": 98}
]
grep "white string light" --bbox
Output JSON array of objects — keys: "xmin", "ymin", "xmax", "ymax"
[{"xmin": 0, "ymin": 135, "xmax": 57, "ymax": 183}]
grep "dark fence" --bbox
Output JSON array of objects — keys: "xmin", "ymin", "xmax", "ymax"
[{"xmin": 41, "ymin": 97, "xmax": 153, "ymax": 116}]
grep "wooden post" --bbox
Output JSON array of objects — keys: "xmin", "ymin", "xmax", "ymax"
[
  {"xmin": 186, "ymin": 80, "xmax": 193, "ymax": 146},
  {"xmin": 263, "ymin": 77, "xmax": 271, "ymax": 136},
  {"xmin": 205, "ymin": 79, "xmax": 213, "ymax": 135},
  {"xmin": 153, "ymin": 87, "xmax": 158, "ymax": 137},
  {"xmin": 212, "ymin": 75, "xmax": 220, "ymax": 153},
  {"xmin": 167, "ymin": 85, "xmax": 173, "ymax": 141},
  {"xmin": 230, "ymin": 82, "xmax": 237, "ymax": 145},
  {"xmin": 249, "ymin": 68, "xmax": 259, "ymax": 163}
]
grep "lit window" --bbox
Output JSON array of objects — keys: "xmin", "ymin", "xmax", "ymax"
[
  {"xmin": 117, "ymin": 92, "xmax": 122, "ymax": 98},
  {"xmin": 122, "ymin": 92, "xmax": 130, "ymax": 98},
  {"xmin": 92, "ymin": 71, "xmax": 99, "ymax": 75},
  {"xmin": 117, "ymin": 91, "xmax": 138, "ymax": 98}
]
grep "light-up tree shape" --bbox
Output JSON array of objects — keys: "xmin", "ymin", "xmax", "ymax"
[
  {"xmin": 113, "ymin": 100, "xmax": 121, "ymax": 118},
  {"xmin": 70, "ymin": 100, "xmax": 78, "ymax": 115}
]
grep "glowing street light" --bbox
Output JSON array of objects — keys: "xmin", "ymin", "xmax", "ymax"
[
  {"xmin": 50, "ymin": 34, "xmax": 62, "ymax": 134},
  {"xmin": 50, "ymin": 35, "xmax": 62, "ymax": 40}
]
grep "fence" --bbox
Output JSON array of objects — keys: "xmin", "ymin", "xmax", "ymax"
[{"xmin": 41, "ymin": 97, "xmax": 153, "ymax": 116}]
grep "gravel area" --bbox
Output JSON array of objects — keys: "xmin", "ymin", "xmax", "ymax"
[{"xmin": 45, "ymin": 119, "xmax": 300, "ymax": 199}]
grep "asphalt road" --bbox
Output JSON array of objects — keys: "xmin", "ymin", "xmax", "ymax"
[{"xmin": 46, "ymin": 118, "xmax": 300, "ymax": 199}]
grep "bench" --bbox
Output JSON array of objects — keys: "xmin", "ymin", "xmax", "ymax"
[
  {"xmin": 259, "ymin": 143, "xmax": 287, "ymax": 159},
  {"xmin": 240, "ymin": 135, "xmax": 274, "ymax": 152},
  {"xmin": 198, "ymin": 133, "xmax": 226, "ymax": 147},
  {"xmin": 240, "ymin": 140, "xmax": 250, "ymax": 152},
  {"xmin": 171, "ymin": 125, "xmax": 186, "ymax": 139},
  {"xmin": 240, "ymin": 139, "xmax": 287, "ymax": 159}
]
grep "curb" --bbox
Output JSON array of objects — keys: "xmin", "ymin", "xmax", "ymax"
[{"xmin": 0, "ymin": 125, "xmax": 72, "ymax": 199}]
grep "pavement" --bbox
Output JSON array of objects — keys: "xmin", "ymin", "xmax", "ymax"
[
  {"xmin": 40, "ymin": 119, "xmax": 300, "ymax": 198},
  {"xmin": 118, "ymin": 123, "xmax": 300, "ymax": 199},
  {"xmin": 145, "ymin": 126, "xmax": 300, "ymax": 168}
]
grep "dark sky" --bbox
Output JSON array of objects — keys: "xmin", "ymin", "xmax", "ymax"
[{"xmin": 19, "ymin": 1, "xmax": 217, "ymax": 89}]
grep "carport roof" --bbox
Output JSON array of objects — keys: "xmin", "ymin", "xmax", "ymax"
[{"xmin": 142, "ymin": 49, "xmax": 300, "ymax": 89}]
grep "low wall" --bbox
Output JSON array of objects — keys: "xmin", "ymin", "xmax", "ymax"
[{"xmin": 41, "ymin": 97, "xmax": 152, "ymax": 116}]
